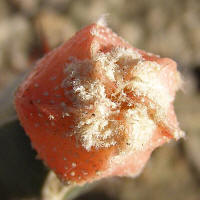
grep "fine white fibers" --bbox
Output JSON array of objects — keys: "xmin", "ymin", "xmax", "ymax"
[
  {"xmin": 75, "ymin": 81, "xmax": 118, "ymax": 150},
  {"xmin": 94, "ymin": 47, "xmax": 141, "ymax": 82},
  {"xmin": 62, "ymin": 47, "xmax": 183, "ymax": 152},
  {"xmin": 96, "ymin": 14, "xmax": 108, "ymax": 26},
  {"xmin": 129, "ymin": 61, "xmax": 173, "ymax": 110},
  {"xmin": 125, "ymin": 104, "xmax": 156, "ymax": 150}
]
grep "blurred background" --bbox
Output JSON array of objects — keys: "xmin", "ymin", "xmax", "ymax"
[{"xmin": 0, "ymin": 0, "xmax": 200, "ymax": 199}]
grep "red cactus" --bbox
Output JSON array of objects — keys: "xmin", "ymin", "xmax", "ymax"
[{"xmin": 15, "ymin": 21, "xmax": 184, "ymax": 184}]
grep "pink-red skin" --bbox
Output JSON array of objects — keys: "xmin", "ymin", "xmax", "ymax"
[{"xmin": 15, "ymin": 23, "xmax": 180, "ymax": 184}]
